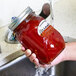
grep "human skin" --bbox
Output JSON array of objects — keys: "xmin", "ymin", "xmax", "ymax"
[{"xmin": 22, "ymin": 42, "xmax": 76, "ymax": 68}]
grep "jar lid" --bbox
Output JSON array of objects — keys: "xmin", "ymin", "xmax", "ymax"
[{"xmin": 9, "ymin": 7, "xmax": 33, "ymax": 31}]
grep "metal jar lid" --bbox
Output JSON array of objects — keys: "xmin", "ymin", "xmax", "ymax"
[{"xmin": 8, "ymin": 7, "xmax": 33, "ymax": 31}]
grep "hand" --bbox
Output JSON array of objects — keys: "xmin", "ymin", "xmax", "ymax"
[{"xmin": 22, "ymin": 46, "xmax": 66, "ymax": 68}]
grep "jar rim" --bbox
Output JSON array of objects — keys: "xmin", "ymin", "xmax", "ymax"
[{"xmin": 9, "ymin": 7, "xmax": 33, "ymax": 31}]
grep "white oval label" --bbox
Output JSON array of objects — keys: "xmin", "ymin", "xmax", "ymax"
[{"xmin": 37, "ymin": 20, "xmax": 49, "ymax": 35}]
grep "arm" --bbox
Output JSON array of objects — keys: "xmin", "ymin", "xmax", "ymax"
[{"xmin": 64, "ymin": 42, "xmax": 76, "ymax": 61}]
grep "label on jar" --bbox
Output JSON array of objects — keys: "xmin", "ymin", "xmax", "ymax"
[{"xmin": 38, "ymin": 20, "xmax": 50, "ymax": 36}]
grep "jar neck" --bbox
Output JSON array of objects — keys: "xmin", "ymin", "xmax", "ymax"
[{"xmin": 25, "ymin": 12, "xmax": 36, "ymax": 21}]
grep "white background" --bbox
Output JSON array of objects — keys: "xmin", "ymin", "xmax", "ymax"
[{"xmin": 0, "ymin": 0, "xmax": 76, "ymax": 38}]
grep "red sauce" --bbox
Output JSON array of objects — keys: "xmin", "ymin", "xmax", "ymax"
[{"xmin": 14, "ymin": 12, "xmax": 65, "ymax": 64}]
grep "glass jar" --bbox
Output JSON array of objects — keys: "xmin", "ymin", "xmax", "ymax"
[{"xmin": 9, "ymin": 7, "xmax": 65, "ymax": 64}]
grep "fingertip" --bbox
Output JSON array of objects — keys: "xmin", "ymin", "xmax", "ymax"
[
  {"xmin": 34, "ymin": 58, "xmax": 39, "ymax": 66},
  {"xmin": 25, "ymin": 49, "xmax": 32, "ymax": 57},
  {"xmin": 34, "ymin": 58, "xmax": 39, "ymax": 63},
  {"xmin": 22, "ymin": 47, "xmax": 26, "ymax": 52},
  {"xmin": 32, "ymin": 53, "xmax": 36, "ymax": 58},
  {"xmin": 29, "ymin": 53, "xmax": 36, "ymax": 62},
  {"xmin": 22, "ymin": 47, "xmax": 25, "ymax": 50}
]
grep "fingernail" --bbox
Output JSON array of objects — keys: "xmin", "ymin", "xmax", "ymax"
[
  {"xmin": 22, "ymin": 47, "xmax": 25, "ymax": 50},
  {"xmin": 22, "ymin": 47, "xmax": 25, "ymax": 52},
  {"xmin": 25, "ymin": 49, "xmax": 32, "ymax": 57},
  {"xmin": 32, "ymin": 53, "xmax": 36, "ymax": 58}
]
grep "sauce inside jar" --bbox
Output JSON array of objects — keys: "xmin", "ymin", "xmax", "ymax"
[{"xmin": 10, "ymin": 7, "xmax": 65, "ymax": 64}]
